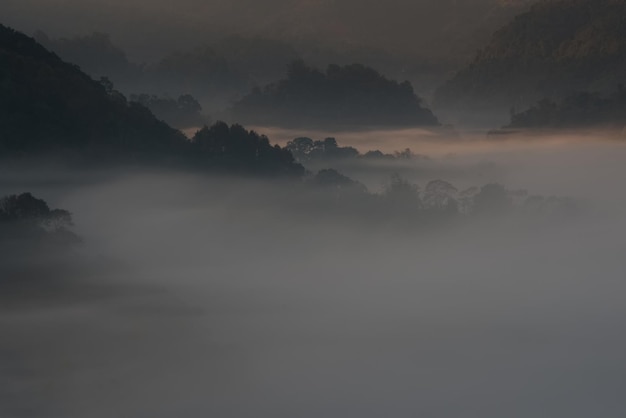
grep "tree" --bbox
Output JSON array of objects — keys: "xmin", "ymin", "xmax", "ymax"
[
  {"xmin": 191, "ymin": 122, "xmax": 305, "ymax": 176},
  {"xmin": 384, "ymin": 174, "xmax": 421, "ymax": 208},
  {"xmin": 285, "ymin": 137, "xmax": 315, "ymax": 161},
  {"xmin": 0, "ymin": 193, "xmax": 79, "ymax": 248},
  {"xmin": 423, "ymin": 180, "xmax": 459, "ymax": 213}
]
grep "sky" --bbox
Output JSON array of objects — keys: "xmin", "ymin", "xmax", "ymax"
[{"xmin": 1, "ymin": 0, "xmax": 533, "ymax": 61}]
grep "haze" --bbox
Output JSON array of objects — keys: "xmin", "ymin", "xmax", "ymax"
[
  {"xmin": 2, "ymin": 132, "xmax": 626, "ymax": 417},
  {"xmin": 2, "ymin": 1, "xmax": 625, "ymax": 417},
  {"xmin": 1, "ymin": 0, "xmax": 531, "ymax": 61}
]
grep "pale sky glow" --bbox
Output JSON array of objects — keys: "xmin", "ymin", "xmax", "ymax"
[{"xmin": 1, "ymin": 0, "xmax": 532, "ymax": 60}]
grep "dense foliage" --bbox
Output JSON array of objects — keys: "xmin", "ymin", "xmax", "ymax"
[
  {"xmin": 434, "ymin": 0, "xmax": 626, "ymax": 112},
  {"xmin": 232, "ymin": 60, "xmax": 439, "ymax": 128},
  {"xmin": 190, "ymin": 122, "xmax": 304, "ymax": 176},
  {"xmin": 0, "ymin": 193, "xmax": 80, "ymax": 251},
  {"xmin": 286, "ymin": 136, "xmax": 428, "ymax": 163}
]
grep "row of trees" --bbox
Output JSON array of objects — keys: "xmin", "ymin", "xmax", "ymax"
[
  {"xmin": 286, "ymin": 137, "xmax": 429, "ymax": 163},
  {"xmin": 190, "ymin": 122, "xmax": 305, "ymax": 176},
  {"xmin": 0, "ymin": 178, "xmax": 578, "ymax": 275},
  {"xmin": 303, "ymin": 170, "xmax": 578, "ymax": 223}
]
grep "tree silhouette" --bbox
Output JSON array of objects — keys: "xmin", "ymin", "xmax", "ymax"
[
  {"xmin": 423, "ymin": 180, "xmax": 459, "ymax": 213},
  {"xmin": 233, "ymin": 61, "xmax": 439, "ymax": 128},
  {"xmin": 191, "ymin": 122, "xmax": 304, "ymax": 176},
  {"xmin": 0, "ymin": 193, "xmax": 80, "ymax": 250},
  {"xmin": 384, "ymin": 174, "xmax": 422, "ymax": 209}
]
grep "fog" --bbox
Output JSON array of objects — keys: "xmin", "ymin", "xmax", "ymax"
[
  {"xmin": 2, "ymin": 131, "xmax": 626, "ymax": 417},
  {"xmin": 260, "ymin": 126, "xmax": 626, "ymax": 195}
]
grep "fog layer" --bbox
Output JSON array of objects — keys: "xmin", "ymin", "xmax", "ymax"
[{"xmin": 1, "ymin": 133, "xmax": 625, "ymax": 418}]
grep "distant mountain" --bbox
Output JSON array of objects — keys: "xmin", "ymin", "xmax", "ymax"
[
  {"xmin": 434, "ymin": 0, "xmax": 626, "ymax": 115},
  {"xmin": 33, "ymin": 31, "xmax": 303, "ymax": 112},
  {"xmin": 0, "ymin": 24, "xmax": 303, "ymax": 176},
  {"xmin": 231, "ymin": 60, "xmax": 439, "ymax": 128},
  {"xmin": 505, "ymin": 85, "xmax": 626, "ymax": 129}
]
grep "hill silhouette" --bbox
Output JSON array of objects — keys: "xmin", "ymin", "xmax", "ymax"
[
  {"xmin": 0, "ymin": 24, "xmax": 303, "ymax": 176},
  {"xmin": 33, "ymin": 31, "xmax": 142, "ymax": 90},
  {"xmin": 506, "ymin": 85, "xmax": 626, "ymax": 129},
  {"xmin": 434, "ymin": 0, "xmax": 626, "ymax": 115},
  {"xmin": 231, "ymin": 60, "xmax": 439, "ymax": 128},
  {"xmin": 0, "ymin": 24, "xmax": 186, "ymax": 156}
]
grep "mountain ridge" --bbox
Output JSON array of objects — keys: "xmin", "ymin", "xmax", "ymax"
[{"xmin": 434, "ymin": 0, "xmax": 626, "ymax": 115}]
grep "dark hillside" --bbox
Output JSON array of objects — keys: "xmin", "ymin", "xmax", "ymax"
[{"xmin": 434, "ymin": 0, "xmax": 626, "ymax": 114}]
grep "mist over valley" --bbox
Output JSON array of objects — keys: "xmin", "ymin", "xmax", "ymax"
[{"xmin": 1, "ymin": 2, "xmax": 625, "ymax": 417}]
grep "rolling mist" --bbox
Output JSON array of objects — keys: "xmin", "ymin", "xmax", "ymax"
[
  {"xmin": 2, "ymin": 1, "xmax": 626, "ymax": 417},
  {"xmin": 2, "ymin": 131, "xmax": 626, "ymax": 418}
]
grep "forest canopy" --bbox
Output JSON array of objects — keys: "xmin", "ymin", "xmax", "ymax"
[
  {"xmin": 232, "ymin": 60, "xmax": 439, "ymax": 128},
  {"xmin": 434, "ymin": 0, "xmax": 626, "ymax": 113}
]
